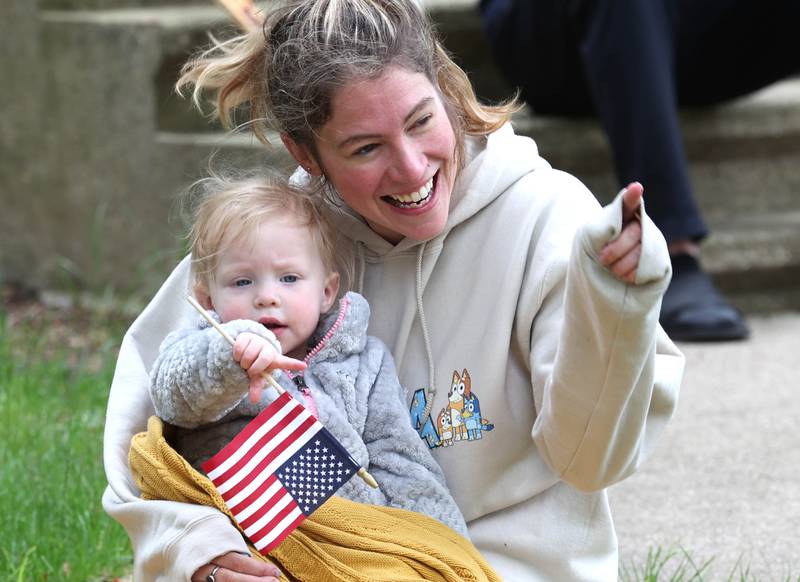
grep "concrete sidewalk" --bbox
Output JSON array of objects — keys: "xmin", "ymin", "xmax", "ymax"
[{"xmin": 610, "ymin": 312, "xmax": 800, "ymax": 579}]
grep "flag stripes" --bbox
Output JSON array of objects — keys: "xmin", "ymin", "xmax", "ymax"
[
  {"xmin": 220, "ymin": 416, "xmax": 320, "ymax": 506},
  {"xmin": 205, "ymin": 392, "xmax": 315, "ymax": 480}
]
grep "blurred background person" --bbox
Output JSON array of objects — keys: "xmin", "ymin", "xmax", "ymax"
[{"xmin": 479, "ymin": 0, "xmax": 799, "ymax": 341}]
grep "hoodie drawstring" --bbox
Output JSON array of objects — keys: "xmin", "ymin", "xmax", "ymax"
[
  {"xmin": 355, "ymin": 241, "xmax": 366, "ymax": 294},
  {"xmin": 415, "ymin": 242, "xmax": 438, "ymax": 423},
  {"xmin": 354, "ymin": 239, "xmax": 438, "ymax": 423}
]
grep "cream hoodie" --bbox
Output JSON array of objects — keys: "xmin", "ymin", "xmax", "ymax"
[
  {"xmin": 102, "ymin": 124, "xmax": 683, "ymax": 581},
  {"xmin": 323, "ymin": 123, "xmax": 683, "ymax": 580}
]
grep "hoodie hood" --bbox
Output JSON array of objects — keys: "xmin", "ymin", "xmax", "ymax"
[{"xmin": 322, "ymin": 123, "xmax": 551, "ymax": 255}]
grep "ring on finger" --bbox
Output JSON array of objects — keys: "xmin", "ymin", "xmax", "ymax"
[{"xmin": 206, "ymin": 565, "xmax": 221, "ymax": 582}]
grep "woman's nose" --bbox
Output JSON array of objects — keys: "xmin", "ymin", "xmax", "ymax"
[{"xmin": 389, "ymin": 138, "xmax": 427, "ymax": 183}]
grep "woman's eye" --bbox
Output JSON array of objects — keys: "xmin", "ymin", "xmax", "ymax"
[
  {"xmin": 233, "ymin": 279, "xmax": 252, "ymax": 287},
  {"xmin": 281, "ymin": 275, "xmax": 299, "ymax": 283},
  {"xmin": 412, "ymin": 113, "xmax": 432, "ymax": 129},
  {"xmin": 353, "ymin": 143, "xmax": 378, "ymax": 157}
]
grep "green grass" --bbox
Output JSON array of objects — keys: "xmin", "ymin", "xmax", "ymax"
[
  {"xmin": 621, "ymin": 546, "xmax": 713, "ymax": 582},
  {"xmin": 619, "ymin": 545, "xmax": 799, "ymax": 582},
  {"xmin": 0, "ymin": 305, "xmax": 133, "ymax": 581}
]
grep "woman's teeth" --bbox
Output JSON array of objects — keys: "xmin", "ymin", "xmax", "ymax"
[{"xmin": 384, "ymin": 177, "xmax": 434, "ymax": 208}]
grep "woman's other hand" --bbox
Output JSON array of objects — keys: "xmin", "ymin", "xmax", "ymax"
[
  {"xmin": 598, "ymin": 182, "xmax": 644, "ymax": 284},
  {"xmin": 192, "ymin": 552, "xmax": 282, "ymax": 582}
]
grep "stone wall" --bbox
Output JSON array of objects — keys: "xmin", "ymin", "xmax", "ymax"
[
  {"xmin": 1, "ymin": 1, "xmax": 48, "ymax": 290},
  {"xmin": 0, "ymin": 2, "xmax": 260, "ymax": 295}
]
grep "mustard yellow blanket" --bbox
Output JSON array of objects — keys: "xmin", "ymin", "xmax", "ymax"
[{"xmin": 129, "ymin": 416, "xmax": 502, "ymax": 582}]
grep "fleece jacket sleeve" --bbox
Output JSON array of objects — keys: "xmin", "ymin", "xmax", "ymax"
[
  {"xmin": 360, "ymin": 338, "xmax": 470, "ymax": 538},
  {"xmin": 530, "ymin": 190, "xmax": 685, "ymax": 492},
  {"xmin": 149, "ymin": 319, "xmax": 279, "ymax": 429}
]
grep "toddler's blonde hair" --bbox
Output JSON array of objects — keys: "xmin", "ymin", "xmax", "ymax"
[{"xmin": 187, "ymin": 172, "xmax": 341, "ymax": 294}]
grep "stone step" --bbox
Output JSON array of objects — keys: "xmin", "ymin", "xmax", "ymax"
[
  {"xmin": 512, "ymin": 80, "xmax": 800, "ymax": 217},
  {"xmin": 424, "ymin": 0, "xmax": 513, "ymax": 102},
  {"xmin": 46, "ymin": 5, "xmax": 800, "ymax": 155},
  {"xmin": 40, "ymin": 1, "xmax": 499, "ymax": 133},
  {"xmin": 41, "ymin": 0, "xmax": 234, "ymax": 12},
  {"xmin": 702, "ymin": 212, "xmax": 800, "ymax": 313},
  {"xmin": 151, "ymin": 79, "xmax": 800, "ymax": 219},
  {"xmin": 40, "ymin": 5, "xmax": 239, "ymax": 134}
]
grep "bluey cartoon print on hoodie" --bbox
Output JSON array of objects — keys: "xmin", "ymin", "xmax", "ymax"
[{"xmin": 411, "ymin": 369, "xmax": 495, "ymax": 449}]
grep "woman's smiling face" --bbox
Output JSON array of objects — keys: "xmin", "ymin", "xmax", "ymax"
[{"xmin": 290, "ymin": 67, "xmax": 458, "ymax": 243}]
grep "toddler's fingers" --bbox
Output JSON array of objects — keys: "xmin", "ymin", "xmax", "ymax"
[
  {"xmin": 232, "ymin": 334, "xmax": 253, "ymax": 364},
  {"xmin": 248, "ymin": 348, "xmax": 279, "ymax": 377},
  {"xmin": 241, "ymin": 339, "xmax": 272, "ymax": 370},
  {"xmin": 249, "ymin": 377, "xmax": 266, "ymax": 403},
  {"xmin": 271, "ymin": 355, "xmax": 307, "ymax": 372}
]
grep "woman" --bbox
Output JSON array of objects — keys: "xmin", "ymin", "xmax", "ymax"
[{"xmin": 102, "ymin": 1, "xmax": 684, "ymax": 580}]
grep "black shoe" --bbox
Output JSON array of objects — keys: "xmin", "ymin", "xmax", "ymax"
[{"xmin": 660, "ymin": 254, "xmax": 750, "ymax": 342}]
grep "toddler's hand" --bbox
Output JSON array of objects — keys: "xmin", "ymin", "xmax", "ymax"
[
  {"xmin": 233, "ymin": 332, "xmax": 306, "ymax": 403},
  {"xmin": 598, "ymin": 182, "xmax": 643, "ymax": 284}
]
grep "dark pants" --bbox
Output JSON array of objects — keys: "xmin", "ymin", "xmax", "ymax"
[{"xmin": 480, "ymin": 0, "xmax": 800, "ymax": 243}]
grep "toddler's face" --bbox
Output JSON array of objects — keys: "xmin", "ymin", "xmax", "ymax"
[{"xmin": 198, "ymin": 214, "xmax": 339, "ymax": 360}]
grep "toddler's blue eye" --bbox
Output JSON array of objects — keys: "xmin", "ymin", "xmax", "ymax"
[
  {"xmin": 281, "ymin": 275, "xmax": 299, "ymax": 283},
  {"xmin": 234, "ymin": 279, "xmax": 252, "ymax": 287}
]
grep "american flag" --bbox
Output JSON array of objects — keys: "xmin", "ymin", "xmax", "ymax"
[{"xmin": 202, "ymin": 391, "xmax": 360, "ymax": 553}]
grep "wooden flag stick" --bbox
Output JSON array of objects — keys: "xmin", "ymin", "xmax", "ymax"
[
  {"xmin": 357, "ymin": 467, "xmax": 379, "ymax": 489},
  {"xmin": 186, "ymin": 296, "xmax": 379, "ymax": 488},
  {"xmin": 215, "ymin": 0, "xmax": 263, "ymax": 32}
]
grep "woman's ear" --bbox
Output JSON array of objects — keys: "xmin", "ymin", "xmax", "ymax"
[
  {"xmin": 281, "ymin": 133, "xmax": 322, "ymax": 176},
  {"xmin": 322, "ymin": 272, "xmax": 341, "ymax": 313}
]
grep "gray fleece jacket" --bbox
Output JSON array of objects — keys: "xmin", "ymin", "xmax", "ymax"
[{"xmin": 149, "ymin": 291, "xmax": 468, "ymax": 537}]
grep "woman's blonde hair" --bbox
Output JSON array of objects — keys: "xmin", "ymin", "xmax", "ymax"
[
  {"xmin": 177, "ymin": 0, "xmax": 519, "ymax": 162},
  {"xmin": 187, "ymin": 171, "xmax": 341, "ymax": 293}
]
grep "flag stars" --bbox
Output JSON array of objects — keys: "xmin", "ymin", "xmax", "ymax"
[{"xmin": 273, "ymin": 432, "xmax": 360, "ymax": 517}]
